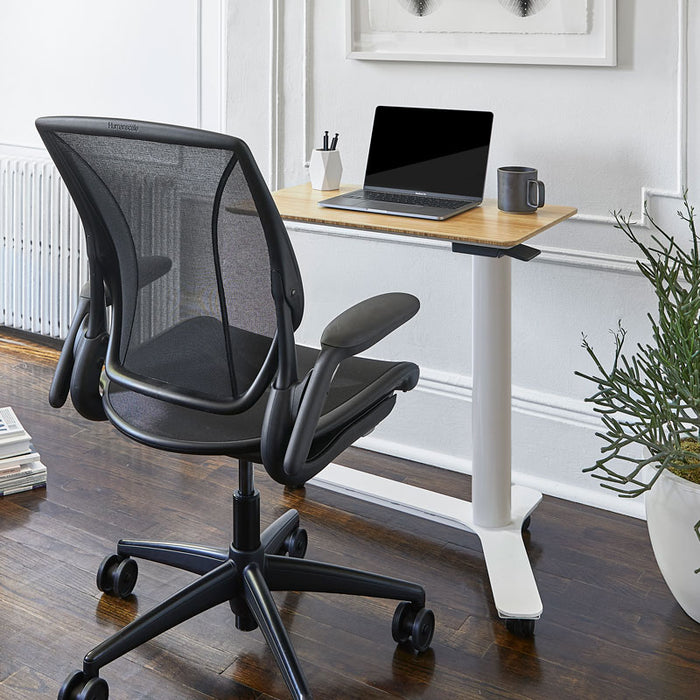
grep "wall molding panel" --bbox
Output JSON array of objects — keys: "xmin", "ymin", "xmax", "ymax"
[
  {"xmin": 416, "ymin": 367, "xmax": 599, "ymax": 431},
  {"xmin": 237, "ymin": 1, "xmax": 696, "ymax": 519},
  {"xmin": 285, "ymin": 220, "xmax": 641, "ymax": 276},
  {"xmin": 198, "ymin": 0, "xmax": 228, "ymax": 132}
]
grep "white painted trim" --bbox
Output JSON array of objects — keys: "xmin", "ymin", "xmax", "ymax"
[
  {"xmin": 0, "ymin": 143, "xmax": 48, "ymax": 159},
  {"xmin": 536, "ymin": 246, "xmax": 640, "ymax": 275},
  {"xmin": 350, "ymin": 434, "xmax": 646, "ymax": 521},
  {"xmin": 416, "ymin": 367, "xmax": 599, "ymax": 431},
  {"xmin": 196, "ymin": 0, "xmax": 204, "ymax": 128},
  {"xmin": 285, "ymin": 220, "xmax": 641, "ymax": 276},
  {"xmin": 360, "ymin": 369, "xmax": 608, "ymax": 477},
  {"xmin": 269, "ymin": 0, "xmax": 282, "ymax": 189},
  {"xmin": 198, "ymin": 0, "xmax": 228, "ymax": 132},
  {"xmin": 302, "ymin": 0, "xmax": 312, "ymax": 168}
]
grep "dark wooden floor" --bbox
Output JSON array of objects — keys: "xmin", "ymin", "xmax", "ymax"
[{"xmin": 1, "ymin": 330, "xmax": 699, "ymax": 699}]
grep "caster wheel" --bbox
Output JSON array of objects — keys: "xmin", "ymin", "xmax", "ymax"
[
  {"xmin": 392, "ymin": 601, "xmax": 412, "ymax": 644},
  {"xmin": 392, "ymin": 602, "xmax": 435, "ymax": 653},
  {"xmin": 505, "ymin": 617, "xmax": 536, "ymax": 638},
  {"xmin": 58, "ymin": 671, "xmax": 109, "ymax": 700},
  {"xmin": 521, "ymin": 516, "xmax": 531, "ymax": 533},
  {"xmin": 409, "ymin": 608, "xmax": 435, "ymax": 653},
  {"xmin": 284, "ymin": 528, "xmax": 308, "ymax": 558},
  {"xmin": 96, "ymin": 554, "xmax": 138, "ymax": 598}
]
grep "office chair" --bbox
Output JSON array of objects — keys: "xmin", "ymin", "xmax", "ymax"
[{"xmin": 37, "ymin": 117, "xmax": 433, "ymax": 700}]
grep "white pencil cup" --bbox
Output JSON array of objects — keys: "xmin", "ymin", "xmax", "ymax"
[{"xmin": 309, "ymin": 149, "xmax": 342, "ymax": 190}]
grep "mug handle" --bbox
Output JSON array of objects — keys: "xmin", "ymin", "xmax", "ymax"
[{"xmin": 527, "ymin": 180, "xmax": 545, "ymax": 208}]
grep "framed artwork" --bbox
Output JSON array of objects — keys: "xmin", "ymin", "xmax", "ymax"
[{"xmin": 346, "ymin": 0, "xmax": 617, "ymax": 66}]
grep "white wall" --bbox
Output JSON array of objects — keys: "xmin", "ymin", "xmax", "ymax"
[
  {"xmin": 0, "ymin": 0, "xmax": 226, "ymax": 335},
  {"xmin": 0, "ymin": 0, "xmax": 226, "ymax": 154},
  {"xmin": 228, "ymin": 0, "xmax": 700, "ymax": 518}
]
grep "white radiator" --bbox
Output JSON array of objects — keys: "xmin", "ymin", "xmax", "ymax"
[{"xmin": 0, "ymin": 156, "xmax": 88, "ymax": 339}]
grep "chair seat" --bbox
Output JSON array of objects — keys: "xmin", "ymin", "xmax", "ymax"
[{"xmin": 103, "ymin": 317, "xmax": 418, "ymax": 460}]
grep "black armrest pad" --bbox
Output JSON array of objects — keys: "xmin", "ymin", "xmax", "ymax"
[{"xmin": 320, "ymin": 293, "xmax": 419, "ymax": 357}]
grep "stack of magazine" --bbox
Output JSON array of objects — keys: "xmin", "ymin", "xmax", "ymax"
[{"xmin": 0, "ymin": 406, "xmax": 47, "ymax": 496}]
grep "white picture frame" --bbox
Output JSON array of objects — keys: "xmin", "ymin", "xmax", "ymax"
[{"xmin": 346, "ymin": 0, "xmax": 617, "ymax": 67}]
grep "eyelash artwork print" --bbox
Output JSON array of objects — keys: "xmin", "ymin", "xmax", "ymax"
[
  {"xmin": 397, "ymin": 0, "xmax": 444, "ymax": 17},
  {"xmin": 498, "ymin": 0, "xmax": 551, "ymax": 18}
]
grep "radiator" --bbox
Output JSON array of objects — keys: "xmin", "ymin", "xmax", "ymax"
[{"xmin": 0, "ymin": 156, "xmax": 88, "ymax": 339}]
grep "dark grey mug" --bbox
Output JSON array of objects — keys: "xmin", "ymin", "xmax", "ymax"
[{"xmin": 497, "ymin": 166, "xmax": 545, "ymax": 214}]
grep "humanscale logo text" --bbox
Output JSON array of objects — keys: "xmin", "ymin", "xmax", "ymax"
[{"xmin": 107, "ymin": 121, "xmax": 139, "ymax": 133}]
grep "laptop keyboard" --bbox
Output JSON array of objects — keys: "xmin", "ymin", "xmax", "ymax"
[{"xmin": 350, "ymin": 191, "xmax": 466, "ymax": 210}]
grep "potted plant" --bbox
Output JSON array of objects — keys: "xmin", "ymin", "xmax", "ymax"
[{"xmin": 577, "ymin": 193, "xmax": 700, "ymax": 622}]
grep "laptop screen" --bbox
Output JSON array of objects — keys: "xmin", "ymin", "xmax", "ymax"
[{"xmin": 363, "ymin": 106, "xmax": 493, "ymax": 198}]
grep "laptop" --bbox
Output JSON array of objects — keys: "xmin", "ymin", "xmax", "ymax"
[{"xmin": 319, "ymin": 106, "xmax": 493, "ymax": 221}]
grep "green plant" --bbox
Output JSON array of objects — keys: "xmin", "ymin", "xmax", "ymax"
[{"xmin": 576, "ymin": 194, "xmax": 700, "ymax": 561}]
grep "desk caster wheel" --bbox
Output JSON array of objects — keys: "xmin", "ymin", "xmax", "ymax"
[
  {"xmin": 284, "ymin": 527, "xmax": 308, "ymax": 558},
  {"xmin": 97, "ymin": 554, "xmax": 138, "ymax": 598},
  {"xmin": 58, "ymin": 670, "xmax": 109, "ymax": 700},
  {"xmin": 392, "ymin": 602, "xmax": 435, "ymax": 653},
  {"xmin": 505, "ymin": 617, "xmax": 535, "ymax": 638}
]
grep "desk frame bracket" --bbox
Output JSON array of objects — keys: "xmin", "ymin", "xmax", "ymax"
[{"xmin": 451, "ymin": 242, "xmax": 541, "ymax": 262}]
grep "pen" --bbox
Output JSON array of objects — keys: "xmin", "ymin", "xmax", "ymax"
[
  {"xmin": 330, "ymin": 133, "xmax": 339, "ymax": 150},
  {"xmin": 323, "ymin": 131, "xmax": 329, "ymax": 150}
]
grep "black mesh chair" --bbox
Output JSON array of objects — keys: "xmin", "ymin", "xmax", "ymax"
[{"xmin": 37, "ymin": 117, "xmax": 433, "ymax": 700}]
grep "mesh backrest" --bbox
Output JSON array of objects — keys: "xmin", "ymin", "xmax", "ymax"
[{"xmin": 51, "ymin": 129, "xmax": 280, "ymax": 405}]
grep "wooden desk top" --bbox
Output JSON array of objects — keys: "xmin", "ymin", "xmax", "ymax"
[{"xmin": 272, "ymin": 183, "xmax": 577, "ymax": 248}]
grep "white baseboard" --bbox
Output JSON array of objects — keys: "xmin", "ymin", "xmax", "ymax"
[
  {"xmin": 348, "ymin": 368, "xmax": 647, "ymax": 521},
  {"xmin": 353, "ymin": 433, "xmax": 645, "ymax": 521}
]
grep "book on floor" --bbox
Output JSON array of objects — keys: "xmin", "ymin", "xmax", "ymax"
[
  {"xmin": 0, "ymin": 460, "xmax": 47, "ymax": 495},
  {"xmin": 0, "ymin": 407, "xmax": 47, "ymax": 496},
  {"xmin": 0, "ymin": 406, "xmax": 32, "ymax": 459},
  {"xmin": 0, "ymin": 451, "xmax": 42, "ymax": 475}
]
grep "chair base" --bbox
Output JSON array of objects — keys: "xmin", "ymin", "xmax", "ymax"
[{"xmin": 59, "ymin": 491, "xmax": 431, "ymax": 700}]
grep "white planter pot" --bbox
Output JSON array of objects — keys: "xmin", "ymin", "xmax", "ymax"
[{"xmin": 645, "ymin": 469, "xmax": 700, "ymax": 622}]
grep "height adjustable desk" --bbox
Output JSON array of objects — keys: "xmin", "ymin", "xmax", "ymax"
[{"xmin": 272, "ymin": 183, "xmax": 577, "ymax": 632}]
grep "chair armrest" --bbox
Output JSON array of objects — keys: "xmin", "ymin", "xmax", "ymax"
[
  {"xmin": 262, "ymin": 293, "xmax": 419, "ymax": 486},
  {"xmin": 50, "ymin": 255, "xmax": 171, "ymax": 413},
  {"xmin": 49, "ymin": 288, "xmax": 90, "ymax": 408},
  {"xmin": 320, "ymin": 292, "xmax": 420, "ymax": 359}
]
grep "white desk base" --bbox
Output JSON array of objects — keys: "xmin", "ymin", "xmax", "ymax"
[
  {"xmin": 308, "ymin": 253, "xmax": 543, "ymax": 622},
  {"xmin": 309, "ymin": 464, "xmax": 542, "ymax": 620}
]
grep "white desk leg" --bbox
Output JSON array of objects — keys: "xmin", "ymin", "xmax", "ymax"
[
  {"xmin": 470, "ymin": 254, "xmax": 542, "ymax": 622},
  {"xmin": 472, "ymin": 255, "xmax": 511, "ymax": 528}
]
